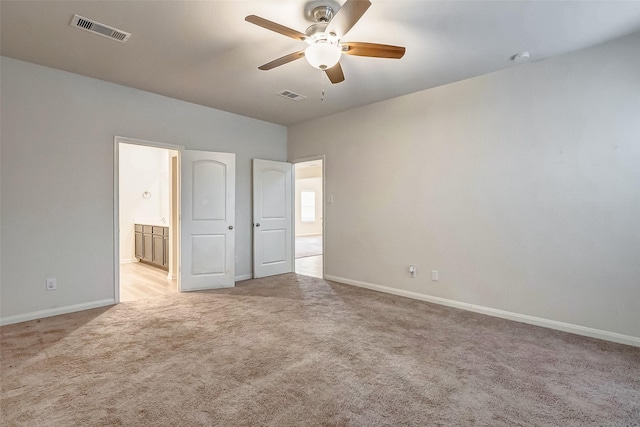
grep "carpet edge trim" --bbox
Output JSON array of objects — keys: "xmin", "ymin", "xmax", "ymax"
[
  {"xmin": 0, "ymin": 299, "xmax": 115, "ymax": 326},
  {"xmin": 325, "ymin": 275, "xmax": 640, "ymax": 348}
]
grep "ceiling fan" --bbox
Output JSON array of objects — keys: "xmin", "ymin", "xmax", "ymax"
[{"xmin": 245, "ymin": 0, "xmax": 406, "ymax": 84}]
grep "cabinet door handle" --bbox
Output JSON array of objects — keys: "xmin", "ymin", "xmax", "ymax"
[
  {"xmin": 228, "ymin": 225, "xmax": 234, "ymax": 230},
  {"xmin": 255, "ymin": 223, "xmax": 261, "ymax": 227}
]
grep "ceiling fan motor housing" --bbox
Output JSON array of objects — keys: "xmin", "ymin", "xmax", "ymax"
[
  {"xmin": 305, "ymin": 23, "xmax": 335, "ymax": 42},
  {"xmin": 311, "ymin": 6, "xmax": 334, "ymax": 23}
]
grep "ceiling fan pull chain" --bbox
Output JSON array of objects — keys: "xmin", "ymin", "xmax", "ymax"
[{"xmin": 321, "ymin": 71, "xmax": 326, "ymax": 103}]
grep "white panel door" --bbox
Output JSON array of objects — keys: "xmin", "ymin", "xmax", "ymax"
[
  {"xmin": 253, "ymin": 159, "xmax": 293, "ymax": 278},
  {"xmin": 181, "ymin": 150, "xmax": 235, "ymax": 291}
]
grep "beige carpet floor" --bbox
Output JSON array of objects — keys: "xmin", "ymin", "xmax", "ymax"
[{"xmin": 1, "ymin": 274, "xmax": 639, "ymax": 426}]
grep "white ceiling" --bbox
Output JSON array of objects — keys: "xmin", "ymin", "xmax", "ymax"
[{"xmin": 2, "ymin": 1, "xmax": 640, "ymax": 126}]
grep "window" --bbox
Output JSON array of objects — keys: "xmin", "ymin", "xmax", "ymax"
[{"xmin": 301, "ymin": 191, "xmax": 316, "ymax": 222}]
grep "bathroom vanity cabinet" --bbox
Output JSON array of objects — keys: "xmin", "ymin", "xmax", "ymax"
[{"xmin": 134, "ymin": 224, "xmax": 169, "ymax": 270}]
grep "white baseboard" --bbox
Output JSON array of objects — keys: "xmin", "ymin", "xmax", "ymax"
[
  {"xmin": 119, "ymin": 258, "xmax": 139, "ymax": 264},
  {"xmin": 235, "ymin": 274, "xmax": 253, "ymax": 282},
  {"xmin": 0, "ymin": 299, "xmax": 116, "ymax": 326},
  {"xmin": 324, "ymin": 275, "xmax": 640, "ymax": 348}
]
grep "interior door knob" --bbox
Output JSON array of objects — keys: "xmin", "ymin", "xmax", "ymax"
[
  {"xmin": 255, "ymin": 223, "xmax": 261, "ymax": 227},
  {"xmin": 228, "ymin": 225, "xmax": 234, "ymax": 230}
]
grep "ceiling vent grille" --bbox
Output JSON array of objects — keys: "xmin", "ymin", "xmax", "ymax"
[
  {"xmin": 276, "ymin": 90, "xmax": 307, "ymax": 101},
  {"xmin": 70, "ymin": 14, "xmax": 131, "ymax": 43}
]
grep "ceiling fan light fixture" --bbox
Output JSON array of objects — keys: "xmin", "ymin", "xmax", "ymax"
[
  {"xmin": 247, "ymin": 0, "xmax": 404, "ymax": 84},
  {"xmin": 305, "ymin": 42, "xmax": 341, "ymax": 70}
]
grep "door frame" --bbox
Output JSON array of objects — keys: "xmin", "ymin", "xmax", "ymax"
[
  {"xmin": 291, "ymin": 155, "xmax": 326, "ymax": 279},
  {"xmin": 113, "ymin": 136, "xmax": 184, "ymax": 303}
]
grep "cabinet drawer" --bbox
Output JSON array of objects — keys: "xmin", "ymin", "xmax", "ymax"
[
  {"xmin": 143, "ymin": 225, "xmax": 153, "ymax": 234},
  {"xmin": 163, "ymin": 227, "xmax": 170, "ymax": 236},
  {"xmin": 153, "ymin": 226, "xmax": 165, "ymax": 235},
  {"xmin": 135, "ymin": 224, "xmax": 143, "ymax": 232}
]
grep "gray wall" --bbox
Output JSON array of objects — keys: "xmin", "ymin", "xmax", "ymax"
[
  {"xmin": 1, "ymin": 57, "xmax": 287, "ymax": 321},
  {"xmin": 289, "ymin": 32, "xmax": 640, "ymax": 339}
]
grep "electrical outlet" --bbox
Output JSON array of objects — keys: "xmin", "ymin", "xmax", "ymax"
[
  {"xmin": 46, "ymin": 278, "xmax": 57, "ymax": 291},
  {"xmin": 431, "ymin": 270, "xmax": 439, "ymax": 282},
  {"xmin": 408, "ymin": 265, "xmax": 416, "ymax": 278}
]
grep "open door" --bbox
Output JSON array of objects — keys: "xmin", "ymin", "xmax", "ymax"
[
  {"xmin": 181, "ymin": 150, "xmax": 235, "ymax": 290},
  {"xmin": 253, "ymin": 159, "xmax": 293, "ymax": 278}
]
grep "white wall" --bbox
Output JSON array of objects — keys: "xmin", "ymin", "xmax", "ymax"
[
  {"xmin": 0, "ymin": 57, "xmax": 286, "ymax": 322},
  {"xmin": 295, "ymin": 165, "xmax": 323, "ymax": 236},
  {"xmin": 288, "ymin": 31, "xmax": 640, "ymax": 340},
  {"xmin": 118, "ymin": 144, "xmax": 171, "ymax": 262}
]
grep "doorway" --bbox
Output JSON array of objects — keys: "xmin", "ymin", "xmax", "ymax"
[
  {"xmin": 116, "ymin": 139, "xmax": 180, "ymax": 302},
  {"xmin": 294, "ymin": 158, "xmax": 324, "ymax": 278}
]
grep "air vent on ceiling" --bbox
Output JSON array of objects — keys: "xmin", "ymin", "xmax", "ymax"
[
  {"xmin": 70, "ymin": 14, "xmax": 131, "ymax": 43},
  {"xmin": 276, "ymin": 90, "xmax": 307, "ymax": 101}
]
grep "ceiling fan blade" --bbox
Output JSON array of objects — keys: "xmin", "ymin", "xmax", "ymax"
[
  {"xmin": 258, "ymin": 51, "xmax": 305, "ymax": 71},
  {"xmin": 326, "ymin": 0, "xmax": 371, "ymax": 38},
  {"xmin": 325, "ymin": 62, "xmax": 345, "ymax": 84},
  {"xmin": 245, "ymin": 15, "xmax": 307, "ymax": 41},
  {"xmin": 341, "ymin": 42, "xmax": 406, "ymax": 59}
]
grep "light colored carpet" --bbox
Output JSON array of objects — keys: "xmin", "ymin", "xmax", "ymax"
[
  {"xmin": 1, "ymin": 274, "xmax": 639, "ymax": 426},
  {"xmin": 295, "ymin": 235, "xmax": 322, "ymax": 258}
]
